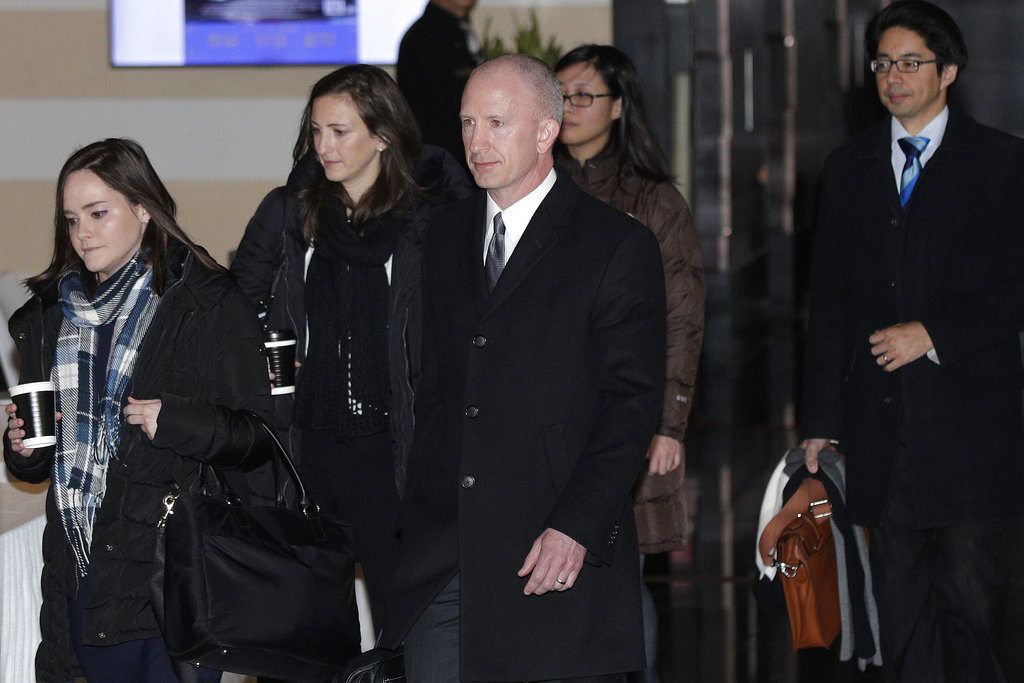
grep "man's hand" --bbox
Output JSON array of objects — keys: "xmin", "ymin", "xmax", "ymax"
[
  {"xmin": 646, "ymin": 434, "xmax": 683, "ymax": 475},
  {"xmin": 800, "ymin": 438, "xmax": 838, "ymax": 474},
  {"xmin": 124, "ymin": 397, "xmax": 162, "ymax": 440},
  {"xmin": 869, "ymin": 321, "xmax": 933, "ymax": 372},
  {"xmin": 517, "ymin": 527, "xmax": 586, "ymax": 595}
]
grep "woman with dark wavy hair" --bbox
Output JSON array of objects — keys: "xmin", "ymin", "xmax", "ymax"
[
  {"xmin": 231, "ymin": 65, "xmax": 473, "ymax": 640},
  {"xmin": 4, "ymin": 138, "xmax": 273, "ymax": 682},
  {"xmin": 555, "ymin": 44, "xmax": 706, "ymax": 682}
]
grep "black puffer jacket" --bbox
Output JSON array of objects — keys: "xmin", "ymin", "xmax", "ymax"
[
  {"xmin": 3, "ymin": 246, "xmax": 274, "ymax": 682},
  {"xmin": 230, "ymin": 145, "xmax": 473, "ymax": 494}
]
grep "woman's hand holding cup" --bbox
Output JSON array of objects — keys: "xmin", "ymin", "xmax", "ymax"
[
  {"xmin": 267, "ymin": 360, "xmax": 302, "ymax": 386},
  {"xmin": 264, "ymin": 330, "xmax": 298, "ymax": 394},
  {"xmin": 6, "ymin": 401, "xmax": 62, "ymax": 457}
]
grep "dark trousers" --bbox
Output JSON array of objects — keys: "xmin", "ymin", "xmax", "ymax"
[
  {"xmin": 68, "ymin": 573, "xmax": 221, "ymax": 683},
  {"xmin": 638, "ymin": 555, "xmax": 659, "ymax": 680},
  {"xmin": 871, "ymin": 449, "xmax": 1006, "ymax": 682},
  {"xmin": 299, "ymin": 427, "xmax": 401, "ymax": 625},
  {"xmin": 404, "ymin": 574, "xmax": 628, "ymax": 683}
]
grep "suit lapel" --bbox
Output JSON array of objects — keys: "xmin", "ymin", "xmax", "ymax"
[
  {"xmin": 481, "ymin": 174, "xmax": 577, "ymax": 320},
  {"xmin": 454, "ymin": 193, "xmax": 489, "ymax": 311},
  {"xmin": 853, "ymin": 120, "xmax": 903, "ymax": 217}
]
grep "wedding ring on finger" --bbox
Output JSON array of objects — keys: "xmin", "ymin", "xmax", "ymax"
[{"xmin": 555, "ymin": 577, "xmax": 567, "ymax": 585}]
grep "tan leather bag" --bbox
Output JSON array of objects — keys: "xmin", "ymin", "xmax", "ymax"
[{"xmin": 759, "ymin": 477, "xmax": 841, "ymax": 650}]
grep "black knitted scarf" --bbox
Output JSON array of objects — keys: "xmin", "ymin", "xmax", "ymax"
[{"xmin": 295, "ymin": 198, "xmax": 405, "ymax": 437}]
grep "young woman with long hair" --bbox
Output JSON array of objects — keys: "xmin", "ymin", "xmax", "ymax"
[
  {"xmin": 231, "ymin": 65, "xmax": 473, "ymax": 640},
  {"xmin": 4, "ymin": 138, "xmax": 273, "ymax": 682},
  {"xmin": 555, "ymin": 45, "xmax": 706, "ymax": 682}
]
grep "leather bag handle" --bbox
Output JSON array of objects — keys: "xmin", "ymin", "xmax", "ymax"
[
  {"xmin": 240, "ymin": 411, "xmax": 328, "ymax": 540},
  {"xmin": 759, "ymin": 477, "xmax": 830, "ymax": 567}
]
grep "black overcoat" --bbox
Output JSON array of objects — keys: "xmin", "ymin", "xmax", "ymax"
[
  {"xmin": 802, "ymin": 112, "xmax": 1024, "ymax": 527},
  {"xmin": 380, "ymin": 174, "xmax": 667, "ymax": 680}
]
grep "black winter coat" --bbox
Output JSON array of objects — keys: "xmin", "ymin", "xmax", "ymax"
[
  {"xmin": 3, "ymin": 247, "xmax": 274, "ymax": 682},
  {"xmin": 380, "ymin": 175, "xmax": 666, "ymax": 680},
  {"xmin": 802, "ymin": 112, "xmax": 1024, "ymax": 526},
  {"xmin": 230, "ymin": 145, "xmax": 474, "ymax": 493}
]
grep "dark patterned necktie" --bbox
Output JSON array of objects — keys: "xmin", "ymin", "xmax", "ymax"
[
  {"xmin": 485, "ymin": 212, "xmax": 506, "ymax": 291},
  {"xmin": 898, "ymin": 136, "xmax": 930, "ymax": 207}
]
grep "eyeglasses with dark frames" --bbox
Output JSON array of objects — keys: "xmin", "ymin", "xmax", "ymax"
[
  {"xmin": 870, "ymin": 59, "xmax": 939, "ymax": 74},
  {"xmin": 561, "ymin": 92, "xmax": 617, "ymax": 108}
]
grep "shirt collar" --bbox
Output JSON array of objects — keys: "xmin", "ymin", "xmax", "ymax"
[
  {"xmin": 891, "ymin": 106, "xmax": 949, "ymax": 166},
  {"xmin": 484, "ymin": 169, "xmax": 557, "ymax": 261}
]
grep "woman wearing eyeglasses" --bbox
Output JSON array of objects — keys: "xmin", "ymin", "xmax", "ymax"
[{"xmin": 555, "ymin": 44, "xmax": 705, "ymax": 682}]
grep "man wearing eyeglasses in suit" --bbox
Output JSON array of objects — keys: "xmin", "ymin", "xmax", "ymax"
[{"xmin": 800, "ymin": 1, "xmax": 1024, "ymax": 679}]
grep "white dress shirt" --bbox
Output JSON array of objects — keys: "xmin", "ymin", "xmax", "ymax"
[{"xmin": 482, "ymin": 169, "xmax": 558, "ymax": 265}]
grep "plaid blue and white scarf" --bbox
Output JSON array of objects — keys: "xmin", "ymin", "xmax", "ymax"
[{"xmin": 51, "ymin": 254, "xmax": 160, "ymax": 578}]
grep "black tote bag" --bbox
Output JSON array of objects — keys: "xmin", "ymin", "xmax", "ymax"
[{"xmin": 151, "ymin": 416, "xmax": 361, "ymax": 679}]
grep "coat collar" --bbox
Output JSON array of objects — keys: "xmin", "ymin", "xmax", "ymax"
[
  {"xmin": 848, "ymin": 110, "xmax": 981, "ymax": 215},
  {"xmin": 850, "ymin": 109, "xmax": 979, "ymax": 161},
  {"xmin": 555, "ymin": 143, "xmax": 628, "ymax": 187}
]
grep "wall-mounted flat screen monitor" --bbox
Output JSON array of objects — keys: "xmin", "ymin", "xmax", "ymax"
[{"xmin": 111, "ymin": 1, "xmax": 426, "ymax": 67}]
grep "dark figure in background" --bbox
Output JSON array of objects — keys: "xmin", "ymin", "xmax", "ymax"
[
  {"xmin": 555, "ymin": 44, "xmax": 705, "ymax": 682},
  {"xmin": 397, "ymin": 0, "xmax": 481, "ymax": 165},
  {"xmin": 801, "ymin": 2, "xmax": 1024, "ymax": 680},
  {"xmin": 4, "ymin": 138, "xmax": 273, "ymax": 682},
  {"xmin": 230, "ymin": 65, "xmax": 473, "ymax": 668},
  {"xmin": 379, "ymin": 54, "xmax": 666, "ymax": 682}
]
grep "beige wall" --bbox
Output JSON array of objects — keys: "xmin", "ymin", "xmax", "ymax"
[{"xmin": 0, "ymin": 1, "xmax": 610, "ymax": 277}]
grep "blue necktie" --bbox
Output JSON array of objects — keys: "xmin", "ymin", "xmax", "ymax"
[
  {"xmin": 485, "ymin": 212, "xmax": 506, "ymax": 291},
  {"xmin": 898, "ymin": 136, "xmax": 930, "ymax": 207}
]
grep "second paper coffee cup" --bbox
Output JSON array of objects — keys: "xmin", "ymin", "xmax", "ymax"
[
  {"xmin": 265, "ymin": 330, "xmax": 297, "ymax": 395},
  {"xmin": 9, "ymin": 381, "xmax": 57, "ymax": 449}
]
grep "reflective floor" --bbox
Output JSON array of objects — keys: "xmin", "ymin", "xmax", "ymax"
[
  {"xmin": 648, "ymin": 430, "xmax": 1024, "ymax": 681},
  {"xmin": 643, "ymin": 271, "xmax": 1024, "ymax": 682}
]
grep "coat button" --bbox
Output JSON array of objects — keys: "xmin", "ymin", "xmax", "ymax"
[
  {"xmin": 472, "ymin": 335, "xmax": 487, "ymax": 348},
  {"xmin": 883, "ymin": 396, "xmax": 894, "ymax": 404},
  {"xmin": 98, "ymin": 632, "xmax": 107, "ymax": 639},
  {"xmin": 105, "ymin": 544, "xmax": 114, "ymax": 552},
  {"xmin": 465, "ymin": 406, "xmax": 480, "ymax": 418},
  {"xmin": 889, "ymin": 218, "xmax": 899, "ymax": 227},
  {"xmin": 461, "ymin": 475, "xmax": 476, "ymax": 489}
]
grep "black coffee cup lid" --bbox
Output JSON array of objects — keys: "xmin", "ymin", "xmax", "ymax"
[{"xmin": 265, "ymin": 329, "xmax": 296, "ymax": 342}]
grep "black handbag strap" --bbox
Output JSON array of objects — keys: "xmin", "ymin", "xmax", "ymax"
[{"xmin": 242, "ymin": 412, "xmax": 328, "ymax": 535}]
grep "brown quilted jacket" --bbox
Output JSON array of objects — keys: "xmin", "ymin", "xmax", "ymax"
[{"xmin": 560, "ymin": 146, "xmax": 705, "ymax": 552}]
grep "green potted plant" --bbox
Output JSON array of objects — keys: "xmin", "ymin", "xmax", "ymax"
[{"xmin": 479, "ymin": 9, "xmax": 562, "ymax": 68}]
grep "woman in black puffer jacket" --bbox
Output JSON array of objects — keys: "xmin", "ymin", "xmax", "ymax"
[
  {"xmin": 3, "ymin": 138, "xmax": 274, "ymax": 682},
  {"xmin": 230, "ymin": 65, "xmax": 473, "ymax": 636}
]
